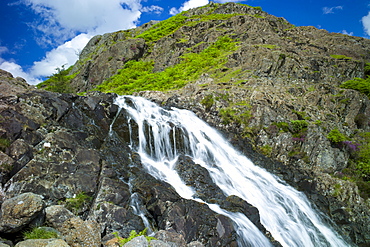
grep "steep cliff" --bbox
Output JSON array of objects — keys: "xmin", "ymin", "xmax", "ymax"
[{"xmin": 3, "ymin": 1, "xmax": 370, "ymax": 246}]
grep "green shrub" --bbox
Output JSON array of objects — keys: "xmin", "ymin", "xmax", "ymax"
[
  {"xmin": 219, "ymin": 105, "xmax": 251, "ymax": 126},
  {"xmin": 0, "ymin": 137, "xmax": 10, "ymax": 151},
  {"xmin": 364, "ymin": 62, "xmax": 370, "ymax": 76},
  {"xmin": 326, "ymin": 128, "xmax": 347, "ymax": 143},
  {"xmin": 273, "ymin": 122, "xmax": 290, "ymax": 132},
  {"xmin": 357, "ymin": 134, "xmax": 370, "ymax": 178},
  {"xmin": 260, "ymin": 145, "xmax": 272, "ymax": 156},
  {"xmin": 290, "ymin": 120, "xmax": 308, "ymax": 133},
  {"xmin": 201, "ymin": 94, "xmax": 215, "ymax": 110},
  {"xmin": 340, "ymin": 77, "xmax": 370, "ymax": 98},
  {"xmin": 356, "ymin": 181, "xmax": 370, "ymax": 199},
  {"xmin": 292, "ymin": 110, "xmax": 310, "ymax": 120},
  {"xmin": 333, "ymin": 132, "xmax": 370, "ymax": 199},
  {"xmin": 65, "ymin": 192, "xmax": 92, "ymax": 214},
  {"xmin": 256, "ymin": 44, "xmax": 277, "ymax": 49},
  {"xmin": 23, "ymin": 227, "xmax": 58, "ymax": 240}
]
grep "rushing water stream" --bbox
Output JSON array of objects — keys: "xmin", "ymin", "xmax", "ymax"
[{"xmin": 114, "ymin": 95, "xmax": 349, "ymax": 247}]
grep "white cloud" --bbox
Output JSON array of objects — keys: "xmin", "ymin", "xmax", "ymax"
[
  {"xmin": 30, "ymin": 33, "xmax": 92, "ymax": 78},
  {"xmin": 170, "ymin": 0, "xmax": 209, "ymax": 15},
  {"xmin": 362, "ymin": 11, "xmax": 370, "ymax": 36},
  {"xmin": 0, "ymin": 33, "xmax": 91, "ymax": 85},
  {"xmin": 141, "ymin": 5, "xmax": 163, "ymax": 14},
  {"xmin": 0, "ymin": 46, "xmax": 9, "ymax": 55},
  {"xmin": 341, "ymin": 30, "xmax": 353, "ymax": 36},
  {"xmin": 169, "ymin": 0, "xmax": 247, "ymax": 15},
  {"xmin": 3, "ymin": 0, "xmax": 146, "ymax": 85},
  {"xmin": 322, "ymin": 6, "xmax": 343, "ymax": 14},
  {"xmin": 24, "ymin": 0, "xmax": 142, "ymax": 46},
  {"xmin": 0, "ymin": 61, "xmax": 41, "ymax": 85}
]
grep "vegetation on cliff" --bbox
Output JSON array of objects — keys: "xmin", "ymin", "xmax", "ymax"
[
  {"xmin": 36, "ymin": 65, "xmax": 76, "ymax": 93},
  {"xmin": 95, "ymin": 35, "xmax": 239, "ymax": 94},
  {"xmin": 340, "ymin": 62, "xmax": 370, "ymax": 98}
]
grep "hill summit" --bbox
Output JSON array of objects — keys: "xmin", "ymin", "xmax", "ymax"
[{"xmin": 39, "ymin": 1, "xmax": 370, "ymax": 95}]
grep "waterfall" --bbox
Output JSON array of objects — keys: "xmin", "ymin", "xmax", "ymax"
[{"xmin": 113, "ymin": 95, "xmax": 350, "ymax": 247}]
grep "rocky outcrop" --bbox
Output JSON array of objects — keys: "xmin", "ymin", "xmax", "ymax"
[
  {"xmin": 1, "ymin": 67, "xmax": 368, "ymax": 245},
  {"xmin": 0, "ymin": 72, "xmax": 245, "ymax": 246}
]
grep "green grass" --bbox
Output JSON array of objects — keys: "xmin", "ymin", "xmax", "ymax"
[
  {"xmin": 23, "ymin": 227, "xmax": 58, "ymax": 240},
  {"xmin": 272, "ymin": 122, "xmax": 290, "ymax": 132},
  {"xmin": 330, "ymin": 54, "xmax": 352, "ymax": 60},
  {"xmin": 136, "ymin": 14, "xmax": 188, "ymax": 42},
  {"xmin": 95, "ymin": 36, "xmax": 239, "ymax": 95}
]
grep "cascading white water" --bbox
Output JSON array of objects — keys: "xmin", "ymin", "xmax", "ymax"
[{"xmin": 114, "ymin": 95, "xmax": 350, "ymax": 247}]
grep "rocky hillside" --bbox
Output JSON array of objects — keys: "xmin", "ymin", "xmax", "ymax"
[{"xmin": 2, "ymin": 1, "xmax": 370, "ymax": 246}]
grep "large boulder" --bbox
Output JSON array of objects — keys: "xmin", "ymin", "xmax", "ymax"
[{"xmin": 0, "ymin": 193, "xmax": 44, "ymax": 233}]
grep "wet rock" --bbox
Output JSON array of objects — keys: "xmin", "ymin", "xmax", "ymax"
[
  {"xmin": 0, "ymin": 193, "xmax": 44, "ymax": 233},
  {"xmin": 130, "ymin": 159, "xmax": 237, "ymax": 246},
  {"xmin": 220, "ymin": 195, "xmax": 265, "ymax": 232},
  {"xmin": 174, "ymin": 155, "xmax": 226, "ymax": 203},
  {"xmin": 89, "ymin": 201, "xmax": 145, "ymax": 238}
]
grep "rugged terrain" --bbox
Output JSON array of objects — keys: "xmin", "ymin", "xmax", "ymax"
[{"xmin": 1, "ymin": 2, "xmax": 370, "ymax": 246}]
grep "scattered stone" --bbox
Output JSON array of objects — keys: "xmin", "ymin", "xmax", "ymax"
[
  {"xmin": 59, "ymin": 217, "xmax": 101, "ymax": 247},
  {"xmin": 122, "ymin": 235, "xmax": 148, "ymax": 247},
  {"xmin": 14, "ymin": 239, "xmax": 69, "ymax": 247}
]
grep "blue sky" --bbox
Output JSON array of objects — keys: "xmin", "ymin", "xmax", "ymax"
[{"xmin": 0, "ymin": 0, "xmax": 369, "ymax": 85}]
